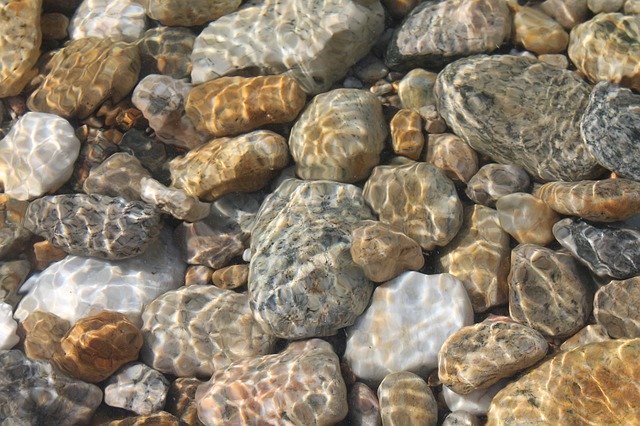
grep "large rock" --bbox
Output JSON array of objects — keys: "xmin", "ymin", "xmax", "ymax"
[
  {"xmin": 69, "ymin": 0, "xmax": 147, "ymax": 42},
  {"xmin": 141, "ymin": 0, "xmax": 240, "ymax": 26},
  {"xmin": 190, "ymin": 0, "xmax": 384, "ymax": 94},
  {"xmin": 435, "ymin": 55, "xmax": 601, "ymax": 181},
  {"xmin": 378, "ymin": 372, "xmax": 438, "ymax": 426},
  {"xmin": 594, "ymin": 277, "xmax": 640, "ymax": 338}
]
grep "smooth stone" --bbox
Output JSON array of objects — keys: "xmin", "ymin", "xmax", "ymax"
[
  {"xmin": 289, "ymin": 89, "xmax": 387, "ymax": 183},
  {"xmin": 397, "ymin": 68, "xmax": 438, "ymax": 110},
  {"xmin": 443, "ymin": 381, "xmax": 507, "ymax": 416},
  {"xmin": 436, "ymin": 55, "xmax": 601, "ymax": 181},
  {"xmin": 385, "ymin": 0, "xmax": 511, "ymax": 70},
  {"xmin": 190, "ymin": 0, "xmax": 384, "ymax": 94},
  {"xmin": 425, "ymin": 133, "xmax": 479, "ymax": 184},
  {"xmin": 443, "ymin": 411, "xmax": 480, "ymax": 426},
  {"xmin": 19, "ymin": 311, "xmax": 70, "ymax": 361},
  {"xmin": 137, "ymin": 27, "xmax": 195, "ymax": 79},
  {"xmin": 560, "ymin": 324, "xmax": 611, "ymax": 352},
  {"xmin": 568, "ymin": 13, "xmax": 640, "ymax": 90},
  {"xmin": 249, "ymin": 179, "xmax": 375, "ymax": 339},
  {"xmin": 69, "ymin": 0, "xmax": 147, "ymax": 42},
  {"xmin": 511, "ymin": 3, "xmax": 569, "ymax": 54},
  {"xmin": 465, "ymin": 164, "xmax": 530, "ymax": 208},
  {"xmin": 32, "ymin": 240, "xmax": 67, "ymax": 270},
  {"xmin": 580, "ymin": 82, "xmax": 640, "ymax": 180},
  {"xmin": 378, "ymin": 372, "xmax": 437, "ymax": 426},
  {"xmin": 594, "ymin": 277, "xmax": 640, "ymax": 338},
  {"xmin": 389, "ymin": 109, "xmax": 424, "ymax": 161},
  {"xmin": 0, "ymin": 112, "xmax": 80, "ymax": 201},
  {"xmin": 345, "ymin": 271, "xmax": 473, "ymax": 385},
  {"xmin": 363, "ymin": 162, "xmax": 463, "ymax": 251},
  {"xmin": 538, "ymin": 53, "xmax": 569, "ymax": 68},
  {"xmin": 140, "ymin": 177, "xmax": 210, "ymax": 222},
  {"xmin": 534, "ymin": 0, "xmax": 588, "ymax": 29},
  {"xmin": 83, "ymin": 152, "xmax": 151, "ymax": 200},
  {"xmin": 166, "ymin": 378, "xmax": 204, "ymax": 426},
  {"xmin": 347, "ymin": 382, "xmax": 381, "ymax": 426},
  {"xmin": 141, "ymin": 0, "xmax": 240, "ymax": 26},
  {"xmin": 105, "ymin": 412, "xmax": 180, "ymax": 425},
  {"xmin": 496, "ymin": 193, "xmax": 559, "ymax": 245},
  {"xmin": 104, "ymin": 363, "xmax": 170, "ymax": 415},
  {"xmin": 184, "ymin": 265, "xmax": 213, "ymax": 286},
  {"xmin": 626, "ymin": 0, "xmax": 640, "ymax": 13},
  {"xmin": 0, "ymin": 260, "xmax": 30, "ymax": 308},
  {"xmin": 141, "ymin": 285, "xmax": 276, "ymax": 377},
  {"xmin": 0, "ymin": 302, "xmax": 18, "ymax": 350},
  {"xmin": 210, "ymin": 264, "xmax": 248, "ymax": 289},
  {"xmin": 508, "ymin": 244, "xmax": 592, "ymax": 338},
  {"xmin": 41, "ymin": 13, "xmax": 69, "ymax": 40},
  {"xmin": 588, "ymin": 0, "xmax": 624, "ymax": 13},
  {"xmin": 0, "ymin": 197, "xmax": 31, "ymax": 261},
  {"xmin": 487, "ymin": 339, "xmax": 640, "ymax": 424},
  {"xmin": 195, "ymin": 339, "xmax": 348, "ymax": 425}
]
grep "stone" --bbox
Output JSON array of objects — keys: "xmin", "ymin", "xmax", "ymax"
[
  {"xmin": 19, "ymin": 311, "xmax": 70, "ymax": 361},
  {"xmin": 24, "ymin": 194, "xmax": 162, "ymax": 260},
  {"xmin": 184, "ymin": 265, "xmax": 213, "ymax": 286},
  {"xmin": 119, "ymin": 129, "xmax": 167, "ymax": 175},
  {"xmin": 353, "ymin": 54, "xmax": 389, "ymax": 83},
  {"xmin": 106, "ymin": 412, "xmax": 180, "ymax": 426},
  {"xmin": 186, "ymin": 75, "xmax": 306, "ymax": 138},
  {"xmin": 626, "ymin": 0, "xmax": 640, "ymax": 14},
  {"xmin": 250, "ymin": 179, "xmax": 375, "ymax": 339},
  {"xmin": 0, "ymin": 302, "xmax": 18, "ymax": 350},
  {"xmin": 443, "ymin": 412, "xmax": 480, "ymax": 426},
  {"xmin": 14, "ymin": 228, "xmax": 185, "ymax": 326},
  {"xmin": 496, "ymin": 193, "xmax": 559, "ymax": 245},
  {"xmin": 420, "ymin": 105, "xmax": 448, "ymax": 133},
  {"xmin": 191, "ymin": 0, "xmax": 384, "ymax": 94},
  {"xmin": 142, "ymin": 285, "xmax": 275, "ymax": 378},
  {"xmin": 0, "ymin": 112, "xmax": 80, "ymax": 201},
  {"xmin": 580, "ymin": 82, "xmax": 640, "ymax": 181},
  {"xmin": 210, "ymin": 264, "xmax": 249, "ymax": 289},
  {"xmin": 347, "ymin": 382, "xmax": 381, "ymax": 426},
  {"xmin": 289, "ymin": 89, "xmax": 387, "ymax": 183},
  {"xmin": 0, "ymin": 0, "xmax": 41, "ymax": 98},
  {"xmin": 0, "ymin": 197, "xmax": 31, "ymax": 260},
  {"xmin": 69, "ymin": 0, "xmax": 147, "ymax": 42},
  {"xmin": 535, "ymin": 178, "xmax": 640, "ymax": 222},
  {"xmin": 140, "ymin": 177, "xmax": 210, "ymax": 222},
  {"xmin": 594, "ymin": 277, "xmax": 640, "ymax": 338},
  {"xmin": 196, "ymin": 339, "xmax": 348, "ymax": 425},
  {"xmin": 511, "ymin": 3, "xmax": 569, "ymax": 54},
  {"xmin": 131, "ymin": 74, "xmax": 208, "ymax": 150},
  {"xmin": 32, "ymin": 240, "xmax": 67, "ymax": 270},
  {"xmin": 137, "ymin": 27, "xmax": 195, "ymax": 79},
  {"xmin": 534, "ymin": 0, "xmax": 588, "ymax": 29},
  {"xmin": 0, "ymin": 260, "xmax": 29, "ymax": 308},
  {"xmin": 538, "ymin": 53, "xmax": 569, "ymax": 69},
  {"xmin": 425, "ymin": 133, "xmax": 479, "ymax": 184},
  {"xmin": 397, "ymin": 68, "xmax": 438, "ymax": 110},
  {"xmin": 363, "ymin": 162, "xmax": 462, "ymax": 251},
  {"xmin": 166, "ymin": 378, "xmax": 204, "ymax": 426},
  {"xmin": 560, "ymin": 324, "xmax": 611, "ymax": 352},
  {"xmin": 443, "ymin": 381, "xmax": 506, "ymax": 416},
  {"xmin": 435, "ymin": 55, "xmax": 601, "ymax": 181},
  {"xmin": 28, "ymin": 37, "xmax": 141, "ymax": 119},
  {"xmin": 382, "ymin": 0, "xmax": 420, "ymax": 18},
  {"xmin": 508, "ymin": 244, "xmax": 592, "ymax": 338},
  {"xmin": 378, "ymin": 372, "xmax": 437, "ymax": 426},
  {"xmin": 174, "ymin": 220, "xmax": 246, "ymax": 269},
  {"xmin": 568, "ymin": 13, "xmax": 640, "ymax": 90},
  {"xmin": 588, "ymin": 0, "xmax": 624, "ymax": 13},
  {"xmin": 71, "ymin": 128, "xmax": 121, "ymax": 190},
  {"xmin": 438, "ymin": 319, "xmax": 548, "ymax": 395},
  {"xmin": 465, "ymin": 164, "xmax": 531, "ymax": 207},
  {"xmin": 487, "ymin": 339, "xmax": 640, "ymax": 424},
  {"xmin": 41, "ymin": 13, "xmax": 69, "ymax": 40},
  {"xmin": 104, "ymin": 363, "xmax": 170, "ymax": 415},
  {"xmin": 0, "ymin": 350, "xmax": 102, "ymax": 424},
  {"xmin": 83, "ymin": 153, "xmax": 151, "ymax": 201},
  {"xmin": 390, "ymin": 109, "xmax": 424, "ymax": 161},
  {"xmin": 169, "ymin": 131, "xmax": 288, "ymax": 201},
  {"xmin": 141, "ymin": 0, "xmax": 240, "ymax": 26},
  {"xmin": 385, "ymin": 0, "xmax": 511, "ymax": 70},
  {"xmin": 345, "ymin": 271, "xmax": 473, "ymax": 385}
]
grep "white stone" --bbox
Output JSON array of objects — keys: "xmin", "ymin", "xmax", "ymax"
[
  {"xmin": 442, "ymin": 382, "xmax": 507, "ymax": 416},
  {"xmin": 140, "ymin": 177, "xmax": 210, "ymax": 222},
  {"xmin": 104, "ymin": 362, "xmax": 169, "ymax": 415},
  {"xmin": 70, "ymin": 0, "xmax": 147, "ymax": 43},
  {"xmin": 344, "ymin": 271, "xmax": 474, "ymax": 385},
  {"xmin": 0, "ymin": 112, "xmax": 80, "ymax": 201},
  {"xmin": 0, "ymin": 302, "xmax": 18, "ymax": 350}
]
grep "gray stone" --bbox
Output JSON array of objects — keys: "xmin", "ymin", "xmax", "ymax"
[
  {"xmin": 397, "ymin": 68, "xmax": 438, "ymax": 110},
  {"xmin": 594, "ymin": 277, "xmax": 640, "ymax": 338},
  {"xmin": 83, "ymin": 152, "xmax": 151, "ymax": 201},
  {"xmin": 465, "ymin": 164, "xmax": 531, "ymax": 207},
  {"xmin": 104, "ymin": 363, "xmax": 170, "ymax": 415},
  {"xmin": 378, "ymin": 372, "xmax": 437, "ymax": 426}
]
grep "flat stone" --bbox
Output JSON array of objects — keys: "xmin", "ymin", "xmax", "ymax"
[
  {"xmin": 487, "ymin": 339, "xmax": 640, "ymax": 424},
  {"xmin": 496, "ymin": 193, "xmax": 559, "ymax": 245},
  {"xmin": 19, "ymin": 311, "xmax": 70, "ymax": 361},
  {"xmin": 465, "ymin": 164, "xmax": 531, "ymax": 207},
  {"xmin": 32, "ymin": 240, "xmax": 67, "ymax": 270},
  {"xmin": 347, "ymin": 382, "xmax": 381, "ymax": 426},
  {"xmin": 594, "ymin": 277, "xmax": 640, "ymax": 338},
  {"xmin": 83, "ymin": 153, "xmax": 151, "ymax": 201},
  {"xmin": 580, "ymin": 82, "xmax": 640, "ymax": 180},
  {"xmin": 511, "ymin": 3, "xmax": 569, "ymax": 54},
  {"xmin": 0, "ymin": 260, "xmax": 30, "ymax": 308},
  {"xmin": 386, "ymin": 0, "xmax": 511, "ymax": 70},
  {"xmin": 166, "ymin": 378, "xmax": 204, "ymax": 426},
  {"xmin": 140, "ymin": 177, "xmax": 210, "ymax": 222},
  {"xmin": 137, "ymin": 27, "xmax": 195, "ymax": 79},
  {"xmin": 141, "ymin": 0, "xmax": 240, "ymax": 26},
  {"xmin": 508, "ymin": 244, "xmax": 592, "ymax": 338},
  {"xmin": 588, "ymin": 0, "xmax": 624, "ymax": 14},
  {"xmin": 0, "ymin": 112, "xmax": 80, "ymax": 201},
  {"xmin": 425, "ymin": 133, "xmax": 479, "ymax": 184},
  {"xmin": 534, "ymin": 0, "xmax": 588, "ymax": 29},
  {"xmin": 210, "ymin": 264, "xmax": 248, "ymax": 289},
  {"xmin": 69, "ymin": 0, "xmax": 147, "ymax": 42},
  {"xmin": 191, "ymin": 0, "xmax": 384, "ymax": 94},
  {"xmin": 364, "ymin": 162, "xmax": 462, "ymax": 251},
  {"xmin": 41, "ymin": 13, "xmax": 69, "ymax": 40},
  {"xmin": 443, "ymin": 411, "xmax": 480, "ymax": 426},
  {"xmin": 289, "ymin": 89, "xmax": 387, "ymax": 183},
  {"xmin": 378, "ymin": 372, "xmax": 437, "ymax": 426},
  {"xmin": 443, "ymin": 381, "xmax": 506, "ymax": 416},
  {"xmin": 184, "ymin": 265, "xmax": 213, "ymax": 286},
  {"xmin": 104, "ymin": 362, "xmax": 170, "ymax": 415},
  {"xmin": 249, "ymin": 179, "xmax": 375, "ymax": 339},
  {"xmin": 106, "ymin": 412, "xmax": 180, "ymax": 426},
  {"xmin": 560, "ymin": 324, "xmax": 611, "ymax": 352},
  {"xmin": 0, "ymin": 302, "xmax": 18, "ymax": 350},
  {"xmin": 568, "ymin": 13, "xmax": 640, "ymax": 90},
  {"xmin": 435, "ymin": 55, "xmax": 601, "ymax": 181},
  {"xmin": 390, "ymin": 109, "xmax": 424, "ymax": 161},
  {"xmin": 28, "ymin": 37, "xmax": 141, "ymax": 119}
]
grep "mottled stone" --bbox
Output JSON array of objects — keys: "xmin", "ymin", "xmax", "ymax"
[
  {"xmin": 386, "ymin": 0, "xmax": 511, "ymax": 70},
  {"xmin": 166, "ymin": 378, "xmax": 204, "ymax": 426},
  {"xmin": 390, "ymin": 109, "xmax": 424, "ymax": 161},
  {"xmin": 191, "ymin": 0, "xmax": 384, "ymax": 94},
  {"xmin": 0, "ymin": 302, "xmax": 18, "ymax": 350},
  {"xmin": 443, "ymin": 381, "xmax": 506, "ymax": 416},
  {"xmin": 397, "ymin": 68, "xmax": 438, "ymax": 110},
  {"xmin": 436, "ymin": 55, "xmax": 601, "ymax": 181},
  {"xmin": 378, "ymin": 372, "xmax": 437, "ymax": 426},
  {"xmin": 496, "ymin": 193, "xmax": 559, "ymax": 245},
  {"xmin": 140, "ymin": 177, "xmax": 210, "ymax": 222},
  {"xmin": 594, "ymin": 277, "xmax": 640, "ymax": 338},
  {"xmin": 534, "ymin": 0, "xmax": 588, "ymax": 29},
  {"xmin": 41, "ymin": 13, "xmax": 69, "ymax": 40},
  {"xmin": 0, "ymin": 350, "xmax": 102, "ymax": 424},
  {"xmin": 137, "ymin": 27, "xmax": 195, "ymax": 79},
  {"xmin": 106, "ymin": 412, "xmax": 180, "ymax": 426},
  {"xmin": 588, "ymin": 0, "xmax": 624, "ymax": 14},
  {"xmin": 511, "ymin": 3, "xmax": 569, "ymax": 54},
  {"xmin": 425, "ymin": 133, "xmax": 479, "ymax": 184},
  {"xmin": 69, "ymin": 0, "xmax": 147, "ymax": 42},
  {"xmin": 28, "ymin": 37, "xmax": 141, "ymax": 119},
  {"xmin": 0, "ymin": 112, "xmax": 80, "ymax": 201},
  {"xmin": 32, "ymin": 240, "xmax": 67, "ymax": 270},
  {"xmin": 443, "ymin": 411, "xmax": 480, "ymax": 426},
  {"xmin": 347, "ymin": 382, "xmax": 381, "ymax": 426},
  {"xmin": 141, "ymin": 0, "xmax": 240, "ymax": 26},
  {"xmin": 560, "ymin": 324, "xmax": 611, "ymax": 352},
  {"xmin": 83, "ymin": 153, "xmax": 151, "ymax": 201},
  {"xmin": 105, "ymin": 363, "xmax": 169, "ymax": 415},
  {"xmin": 19, "ymin": 311, "xmax": 70, "ymax": 361},
  {"xmin": 465, "ymin": 164, "xmax": 531, "ymax": 208},
  {"xmin": 509, "ymin": 244, "xmax": 592, "ymax": 338},
  {"xmin": 210, "ymin": 264, "xmax": 248, "ymax": 289},
  {"xmin": 0, "ymin": 197, "xmax": 31, "ymax": 260},
  {"xmin": 363, "ymin": 162, "xmax": 462, "ymax": 251},
  {"xmin": 289, "ymin": 89, "xmax": 386, "ymax": 183},
  {"xmin": 0, "ymin": 260, "xmax": 29, "ymax": 308}
]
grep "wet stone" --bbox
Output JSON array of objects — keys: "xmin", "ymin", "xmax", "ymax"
[
  {"xmin": 425, "ymin": 133, "xmax": 479, "ymax": 184},
  {"xmin": 19, "ymin": 311, "xmax": 70, "ymax": 362},
  {"xmin": 71, "ymin": 128, "xmax": 120, "ymax": 190},
  {"xmin": 137, "ymin": 27, "xmax": 195, "ymax": 79},
  {"xmin": 347, "ymin": 382, "xmax": 381, "ymax": 426},
  {"xmin": 210, "ymin": 264, "xmax": 248, "ymax": 289},
  {"xmin": 104, "ymin": 362, "xmax": 170, "ymax": 415},
  {"xmin": 588, "ymin": 0, "xmax": 624, "ymax": 14},
  {"xmin": 353, "ymin": 54, "xmax": 389, "ymax": 83},
  {"xmin": 69, "ymin": 0, "xmax": 147, "ymax": 43},
  {"xmin": 390, "ymin": 109, "xmax": 424, "ymax": 161},
  {"xmin": 0, "ymin": 302, "xmax": 19, "ymax": 350},
  {"xmin": 443, "ymin": 411, "xmax": 481, "ymax": 426},
  {"xmin": 0, "ymin": 197, "xmax": 31, "ymax": 260},
  {"xmin": 496, "ymin": 192, "xmax": 560, "ymax": 246},
  {"xmin": 382, "ymin": 0, "xmax": 420, "ymax": 17},
  {"xmin": 626, "ymin": 0, "xmax": 640, "ymax": 14},
  {"xmin": 511, "ymin": 3, "xmax": 569, "ymax": 54},
  {"xmin": 165, "ymin": 378, "xmax": 204, "ymax": 426},
  {"xmin": 397, "ymin": 68, "xmax": 438, "ymax": 110},
  {"xmin": 32, "ymin": 240, "xmax": 67, "ymax": 270},
  {"xmin": 184, "ymin": 265, "xmax": 213, "ymax": 286},
  {"xmin": 0, "ymin": 260, "xmax": 30, "ymax": 308},
  {"xmin": 465, "ymin": 164, "xmax": 530, "ymax": 208},
  {"xmin": 538, "ymin": 53, "xmax": 569, "ymax": 69},
  {"xmin": 594, "ymin": 277, "xmax": 640, "ymax": 338},
  {"xmin": 140, "ymin": 177, "xmax": 210, "ymax": 222},
  {"xmin": 141, "ymin": 0, "xmax": 240, "ymax": 27},
  {"xmin": 378, "ymin": 372, "xmax": 438, "ymax": 426},
  {"xmin": 560, "ymin": 324, "xmax": 611, "ymax": 352},
  {"xmin": 83, "ymin": 153, "xmax": 151, "ymax": 201},
  {"xmin": 443, "ymin": 381, "xmax": 507, "ymax": 416},
  {"xmin": 119, "ymin": 129, "xmax": 168, "ymax": 176},
  {"xmin": 534, "ymin": 0, "xmax": 588, "ymax": 29}
]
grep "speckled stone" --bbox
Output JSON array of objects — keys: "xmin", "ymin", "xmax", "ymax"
[
  {"xmin": 83, "ymin": 153, "xmax": 151, "ymax": 201},
  {"xmin": 289, "ymin": 89, "xmax": 387, "ymax": 183},
  {"xmin": 104, "ymin": 363, "xmax": 170, "ymax": 415},
  {"xmin": 210, "ymin": 264, "xmax": 249, "ymax": 289},
  {"xmin": 166, "ymin": 378, "xmax": 204, "ymax": 426},
  {"xmin": 137, "ymin": 27, "xmax": 195, "ymax": 79},
  {"xmin": 487, "ymin": 339, "xmax": 640, "ymax": 425},
  {"xmin": 28, "ymin": 37, "xmax": 141, "ymax": 119},
  {"xmin": 534, "ymin": 0, "xmax": 588, "ymax": 29},
  {"xmin": 249, "ymin": 179, "xmax": 375, "ymax": 339},
  {"xmin": 363, "ymin": 162, "xmax": 462, "ymax": 251},
  {"xmin": 386, "ymin": 0, "xmax": 511, "ymax": 70},
  {"xmin": 141, "ymin": 285, "xmax": 275, "ymax": 377},
  {"xmin": 439, "ymin": 319, "xmax": 548, "ymax": 395},
  {"xmin": 0, "ymin": 260, "xmax": 30, "ymax": 308},
  {"xmin": 496, "ymin": 193, "xmax": 559, "ymax": 246},
  {"xmin": 436, "ymin": 205, "xmax": 510, "ymax": 313},
  {"xmin": 511, "ymin": 3, "xmax": 569, "ymax": 54},
  {"xmin": 508, "ymin": 244, "xmax": 592, "ymax": 338},
  {"xmin": 465, "ymin": 164, "xmax": 531, "ymax": 207},
  {"xmin": 390, "ymin": 109, "xmax": 424, "ymax": 161},
  {"xmin": 594, "ymin": 277, "xmax": 640, "ymax": 338},
  {"xmin": 535, "ymin": 178, "xmax": 640, "ymax": 222},
  {"xmin": 69, "ymin": 0, "xmax": 147, "ymax": 42},
  {"xmin": 436, "ymin": 55, "xmax": 601, "ymax": 182},
  {"xmin": 0, "ymin": 302, "xmax": 18, "ymax": 350},
  {"xmin": 0, "ymin": 350, "xmax": 102, "ymax": 425},
  {"xmin": 580, "ymin": 82, "xmax": 640, "ymax": 181},
  {"xmin": 378, "ymin": 372, "xmax": 437, "ymax": 426},
  {"xmin": 0, "ymin": 197, "xmax": 31, "ymax": 260},
  {"xmin": 141, "ymin": 0, "xmax": 240, "ymax": 26},
  {"xmin": 32, "ymin": 240, "xmax": 67, "ymax": 270},
  {"xmin": 443, "ymin": 381, "xmax": 506, "ymax": 416},
  {"xmin": 443, "ymin": 411, "xmax": 480, "ymax": 426},
  {"xmin": 140, "ymin": 177, "xmax": 210, "ymax": 222},
  {"xmin": 560, "ymin": 324, "xmax": 611, "ymax": 352},
  {"xmin": 425, "ymin": 133, "xmax": 479, "ymax": 184},
  {"xmin": 105, "ymin": 412, "xmax": 180, "ymax": 426},
  {"xmin": 191, "ymin": 0, "xmax": 384, "ymax": 94},
  {"xmin": 196, "ymin": 339, "xmax": 348, "ymax": 425},
  {"xmin": 397, "ymin": 68, "xmax": 438, "ymax": 110},
  {"xmin": 568, "ymin": 13, "xmax": 640, "ymax": 90},
  {"xmin": 19, "ymin": 311, "xmax": 70, "ymax": 361},
  {"xmin": 347, "ymin": 382, "xmax": 381, "ymax": 426}
]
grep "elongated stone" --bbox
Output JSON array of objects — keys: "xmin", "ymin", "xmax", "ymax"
[
  {"xmin": 390, "ymin": 109, "xmax": 424, "ymax": 161},
  {"xmin": 594, "ymin": 277, "xmax": 640, "ymax": 338},
  {"xmin": 0, "ymin": 302, "xmax": 18, "ymax": 350},
  {"xmin": 141, "ymin": 0, "xmax": 241, "ymax": 27},
  {"xmin": 378, "ymin": 372, "xmax": 437, "ymax": 426},
  {"xmin": 465, "ymin": 164, "xmax": 530, "ymax": 208}
]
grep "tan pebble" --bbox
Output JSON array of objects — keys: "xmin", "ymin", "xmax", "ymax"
[
  {"xmin": 184, "ymin": 265, "xmax": 213, "ymax": 286},
  {"xmin": 560, "ymin": 324, "xmax": 611, "ymax": 352},
  {"xmin": 425, "ymin": 133, "xmax": 479, "ymax": 184},
  {"xmin": 390, "ymin": 109, "xmax": 424, "ymax": 160},
  {"xmin": 211, "ymin": 264, "xmax": 249, "ymax": 289},
  {"xmin": 19, "ymin": 311, "xmax": 70, "ymax": 361},
  {"xmin": 496, "ymin": 193, "xmax": 559, "ymax": 245},
  {"xmin": 378, "ymin": 372, "xmax": 437, "ymax": 426},
  {"xmin": 40, "ymin": 13, "xmax": 69, "ymax": 40},
  {"xmin": 104, "ymin": 411, "xmax": 180, "ymax": 426},
  {"xmin": 32, "ymin": 240, "xmax": 66, "ymax": 270},
  {"xmin": 511, "ymin": 3, "xmax": 569, "ymax": 54}
]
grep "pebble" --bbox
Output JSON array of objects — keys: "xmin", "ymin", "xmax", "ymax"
[
  {"xmin": 190, "ymin": 0, "xmax": 384, "ymax": 94},
  {"xmin": 353, "ymin": 54, "xmax": 389, "ymax": 83},
  {"xmin": 142, "ymin": 0, "xmax": 240, "ymax": 26},
  {"xmin": 580, "ymin": 82, "xmax": 640, "ymax": 181},
  {"xmin": 19, "ymin": 311, "xmax": 69, "ymax": 361},
  {"xmin": 364, "ymin": 162, "xmax": 463, "ymax": 251},
  {"xmin": 534, "ymin": 0, "xmax": 588, "ymax": 29},
  {"xmin": 104, "ymin": 363, "xmax": 170, "ymax": 415},
  {"xmin": 397, "ymin": 68, "xmax": 438, "ymax": 110},
  {"xmin": 72, "ymin": 128, "xmax": 120, "ymax": 189},
  {"xmin": 289, "ymin": 89, "xmax": 387, "ymax": 183},
  {"xmin": 465, "ymin": 164, "xmax": 530, "ymax": 207},
  {"xmin": 345, "ymin": 271, "xmax": 473, "ymax": 384},
  {"xmin": 443, "ymin": 381, "xmax": 507, "ymax": 416},
  {"xmin": 588, "ymin": 0, "xmax": 624, "ymax": 13},
  {"xmin": 0, "ymin": 197, "xmax": 31, "ymax": 261},
  {"xmin": 140, "ymin": 177, "xmax": 210, "ymax": 222},
  {"xmin": 347, "ymin": 382, "xmax": 382, "ymax": 426},
  {"xmin": 425, "ymin": 133, "xmax": 479, "ymax": 184},
  {"xmin": 0, "ymin": 260, "xmax": 30, "ymax": 308},
  {"xmin": 69, "ymin": 0, "xmax": 147, "ymax": 42},
  {"xmin": 137, "ymin": 27, "xmax": 195, "ymax": 79},
  {"xmin": 195, "ymin": 339, "xmax": 348, "ymax": 425},
  {"xmin": 420, "ymin": 104, "xmax": 448, "ymax": 133},
  {"xmin": 210, "ymin": 264, "xmax": 248, "ymax": 289},
  {"xmin": 31, "ymin": 240, "xmax": 67, "ymax": 270},
  {"xmin": 594, "ymin": 277, "xmax": 640, "ymax": 338},
  {"xmin": 378, "ymin": 372, "xmax": 438, "ymax": 426},
  {"xmin": 41, "ymin": 13, "xmax": 69, "ymax": 41},
  {"xmin": 626, "ymin": 0, "xmax": 640, "ymax": 13},
  {"xmin": 390, "ymin": 109, "xmax": 424, "ymax": 160},
  {"xmin": 0, "ymin": 112, "xmax": 80, "ymax": 201},
  {"xmin": 0, "ymin": 302, "xmax": 18, "ymax": 350},
  {"xmin": 435, "ymin": 54, "xmax": 601, "ymax": 181},
  {"xmin": 83, "ymin": 152, "xmax": 151, "ymax": 200},
  {"xmin": 443, "ymin": 411, "xmax": 480, "ymax": 426},
  {"xmin": 496, "ymin": 192, "xmax": 560, "ymax": 246},
  {"xmin": 508, "ymin": 244, "xmax": 592, "ymax": 338},
  {"xmin": 537, "ymin": 53, "xmax": 569, "ymax": 68},
  {"xmin": 511, "ymin": 3, "xmax": 569, "ymax": 54},
  {"xmin": 165, "ymin": 377, "xmax": 204, "ymax": 426},
  {"xmin": 560, "ymin": 324, "xmax": 611, "ymax": 352}
]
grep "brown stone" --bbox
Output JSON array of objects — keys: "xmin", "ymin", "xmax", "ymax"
[
  {"xmin": 104, "ymin": 412, "xmax": 180, "ymax": 426},
  {"xmin": 559, "ymin": 324, "xmax": 611, "ymax": 352},
  {"xmin": 533, "ymin": 0, "xmax": 588, "ymax": 29},
  {"xmin": 184, "ymin": 265, "xmax": 213, "ymax": 286},
  {"xmin": 83, "ymin": 153, "xmax": 151, "ymax": 201},
  {"xmin": 40, "ymin": 13, "xmax": 69, "ymax": 41},
  {"xmin": 382, "ymin": 0, "xmax": 421, "ymax": 17},
  {"xmin": 378, "ymin": 372, "xmax": 437, "ymax": 426},
  {"xmin": 496, "ymin": 193, "xmax": 559, "ymax": 246},
  {"xmin": 390, "ymin": 109, "xmax": 424, "ymax": 161},
  {"xmin": 0, "ymin": 260, "xmax": 30, "ymax": 308},
  {"xmin": 210, "ymin": 264, "xmax": 249, "ymax": 289},
  {"xmin": 511, "ymin": 3, "xmax": 569, "ymax": 54},
  {"xmin": 425, "ymin": 133, "xmax": 479, "ymax": 184},
  {"xmin": 594, "ymin": 277, "xmax": 640, "ymax": 339},
  {"xmin": 165, "ymin": 378, "xmax": 204, "ymax": 426},
  {"xmin": 19, "ymin": 311, "xmax": 70, "ymax": 361},
  {"xmin": 32, "ymin": 240, "xmax": 67, "ymax": 270}
]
